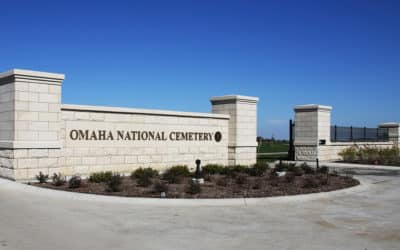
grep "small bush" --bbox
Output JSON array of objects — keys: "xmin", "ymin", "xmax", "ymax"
[
  {"xmin": 89, "ymin": 171, "xmax": 113, "ymax": 183},
  {"xmin": 339, "ymin": 146, "xmax": 357, "ymax": 162},
  {"xmin": 339, "ymin": 145, "xmax": 400, "ymax": 166},
  {"xmin": 202, "ymin": 164, "xmax": 225, "ymax": 175},
  {"xmin": 301, "ymin": 163, "xmax": 315, "ymax": 174},
  {"xmin": 318, "ymin": 166, "xmax": 329, "ymax": 174},
  {"xmin": 132, "ymin": 168, "xmax": 158, "ymax": 187},
  {"xmin": 303, "ymin": 177, "xmax": 319, "ymax": 188},
  {"xmin": 36, "ymin": 171, "xmax": 49, "ymax": 184},
  {"xmin": 221, "ymin": 165, "xmax": 249, "ymax": 177},
  {"xmin": 106, "ymin": 173, "xmax": 122, "ymax": 192},
  {"xmin": 51, "ymin": 173, "xmax": 66, "ymax": 186},
  {"xmin": 162, "ymin": 165, "xmax": 190, "ymax": 184},
  {"xmin": 153, "ymin": 180, "xmax": 169, "ymax": 193},
  {"xmin": 235, "ymin": 173, "xmax": 248, "ymax": 185},
  {"xmin": 68, "ymin": 176, "xmax": 82, "ymax": 189},
  {"xmin": 248, "ymin": 163, "xmax": 269, "ymax": 176},
  {"xmin": 185, "ymin": 180, "xmax": 201, "ymax": 194},
  {"xmin": 216, "ymin": 177, "xmax": 228, "ymax": 186}
]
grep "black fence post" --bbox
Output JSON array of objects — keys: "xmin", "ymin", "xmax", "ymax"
[
  {"xmin": 288, "ymin": 119, "xmax": 295, "ymax": 161},
  {"xmin": 363, "ymin": 127, "xmax": 366, "ymax": 141},
  {"xmin": 350, "ymin": 126, "xmax": 353, "ymax": 141}
]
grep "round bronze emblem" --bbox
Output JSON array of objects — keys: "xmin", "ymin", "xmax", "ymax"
[{"xmin": 214, "ymin": 132, "xmax": 222, "ymax": 142}]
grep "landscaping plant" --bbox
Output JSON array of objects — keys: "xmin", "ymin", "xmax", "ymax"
[
  {"xmin": 131, "ymin": 167, "xmax": 158, "ymax": 187},
  {"xmin": 106, "ymin": 173, "xmax": 122, "ymax": 192},
  {"xmin": 162, "ymin": 165, "xmax": 190, "ymax": 184},
  {"xmin": 36, "ymin": 171, "xmax": 49, "ymax": 184},
  {"xmin": 89, "ymin": 171, "xmax": 113, "ymax": 183},
  {"xmin": 51, "ymin": 173, "xmax": 66, "ymax": 186},
  {"xmin": 68, "ymin": 176, "xmax": 82, "ymax": 189}
]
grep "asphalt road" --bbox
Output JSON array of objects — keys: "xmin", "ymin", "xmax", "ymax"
[{"xmin": 0, "ymin": 170, "xmax": 399, "ymax": 250}]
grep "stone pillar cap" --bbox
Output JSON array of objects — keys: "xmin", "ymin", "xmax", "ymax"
[
  {"xmin": 0, "ymin": 69, "xmax": 65, "ymax": 80},
  {"xmin": 379, "ymin": 122, "xmax": 400, "ymax": 128},
  {"xmin": 294, "ymin": 104, "xmax": 332, "ymax": 112},
  {"xmin": 210, "ymin": 95, "xmax": 259, "ymax": 104}
]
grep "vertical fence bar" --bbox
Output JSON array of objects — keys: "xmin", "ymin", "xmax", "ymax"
[
  {"xmin": 363, "ymin": 127, "xmax": 366, "ymax": 141},
  {"xmin": 288, "ymin": 119, "xmax": 295, "ymax": 161},
  {"xmin": 350, "ymin": 126, "xmax": 353, "ymax": 141}
]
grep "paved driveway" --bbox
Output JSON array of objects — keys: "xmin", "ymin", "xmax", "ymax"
[{"xmin": 0, "ymin": 170, "xmax": 399, "ymax": 250}]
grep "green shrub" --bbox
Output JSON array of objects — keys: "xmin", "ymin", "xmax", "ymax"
[
  {"xmin": 131, "ymin": 168, "xmax": 158, "ymax": 187},
  {"xmin": 339, "ymin": 145, "xmax": 400, "ymax": 166},
  {"xmin": 301, "ymin": 163, "xmax": 315, "ymax": 174},
  {"xmin": 185, "ymin": 180, "xmax": 201, "ymax": 194},
  {"xmin": 89, "ymin": 171, "xmax": 113, "ymax": 183},
  {"xmin": 106, "ymin": 173, "xmax": 122, "ymax": 192},
  {"xmin": 318, "ymin": 166, "xmax": 329, "ymax": 174},
  {"xmin": 221, "ymin": 165, "xmax": 249, "ymax": 176},
  {"xmin": 153, "ymin": 180, "xmax": 169, "ymax": 193},
  {"xmin": 162, "ymin": 165, "xmax": 190, "ymax": 184},
  {"xmin": 247, "ymin": 163, "xmax": 269, "ymax": 176},
  {"xmin": 68, "ymin": 176, "xmax": 82, "ymax": 189},
  {"xmin": 339, "ymin": 146, "xmax": 358, "ymax": 162},
  {"xmin": 51, "ymin": 173, "xmax": 66, "ymax": 186},
  {"xmin": 302, "ymin": 177, "xmax": 319, "ymax": 188},
  {"xmin": 202, "ymin": 164, "xmax": 225, "ymax": 175},
  {"xmin": 36, "ymin": 171, "xmax": 49, "ymax": 184}
]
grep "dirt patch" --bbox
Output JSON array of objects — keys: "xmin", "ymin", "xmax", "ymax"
[{"xmin": 32, "ymin": 170, "xmax": 359, "ymax": 199}]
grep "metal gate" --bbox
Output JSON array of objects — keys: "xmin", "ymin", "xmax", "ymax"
[{"xmin": 288, "ymin": 119, "xmax": 295, "ymax": 161}]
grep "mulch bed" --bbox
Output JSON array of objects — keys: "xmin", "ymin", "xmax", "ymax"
[{"xmin": 32, "ymin": 170, "xmax": 359, "ymax": 199}]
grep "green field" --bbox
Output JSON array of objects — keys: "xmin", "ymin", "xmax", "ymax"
[
  {"xmin": 257, "ymin": 142, "xmax": 289, "ymax": 154},
  {"xmin": 257, "ymin": 141, "xmax": 289, "ymax": 164}
]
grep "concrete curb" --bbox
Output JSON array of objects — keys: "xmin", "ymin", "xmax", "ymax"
[{"xmin": 0, "ymin": 176, "xmax": 371, "ymax": 207}]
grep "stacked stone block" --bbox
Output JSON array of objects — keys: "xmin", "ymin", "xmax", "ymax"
[
  {"xmin": 211, "ymin": 95, "xmax": 259, "ymax": 165},
  {"xmin": 294, "ymin": 104, "xmax": 332, "ymax": 161},
  {"xmin": 60, "ymin": 106, "xmax": 229, "ymax": 176},
  {"xmin": 0, "ymin": 69, "xmax": 64, "ymax": 180},
  {"xmin": 0, "ymin": 69, "xmax": 260, "ymax": 181}
]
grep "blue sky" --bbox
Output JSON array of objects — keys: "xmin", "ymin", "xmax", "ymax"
[{"xmin": 1, "ymin": 0, "xmax": 399, "ymax": 138}]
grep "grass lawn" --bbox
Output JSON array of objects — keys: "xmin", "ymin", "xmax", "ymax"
[
  {"xmin": 257, "ymin": 142, "xmax": 289, "ymax": 153},
  {"xmin": 257, "ymin": 141, "xmax": 289, "ymax": 164}
]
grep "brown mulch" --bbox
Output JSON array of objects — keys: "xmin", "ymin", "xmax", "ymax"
[{"xmin": 32, "ymin": 171, "xmax": 359, "ymax": 199}]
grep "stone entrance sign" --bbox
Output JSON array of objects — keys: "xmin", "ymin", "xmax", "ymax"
[{"xmin": 0, "ymin": 69, "xmax": 258, "ymax": 181}]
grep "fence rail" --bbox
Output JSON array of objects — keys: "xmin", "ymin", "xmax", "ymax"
[{"xmin": 330, "ymin": 125, "xmax": 389, "ymax": 142}]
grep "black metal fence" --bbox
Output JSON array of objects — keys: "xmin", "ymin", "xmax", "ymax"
[{"xmin": 330, "ymin": 125, "xmax": 389, "ymax": 142}]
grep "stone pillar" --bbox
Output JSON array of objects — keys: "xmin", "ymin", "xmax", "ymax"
[
  {"xmin": 293, "ymin": 104, "xmax": 332, "ymax": 161},
  {"xmin": 211, "ymin": 95, "xmax": 259, "ymax": 166},
  {"xmin": 0, "ymin": 69, "xmax": 64, "ymax": 181},
  {"xmin": 379, "ymin": 123, "xmax": 400, "ymax": 146}
]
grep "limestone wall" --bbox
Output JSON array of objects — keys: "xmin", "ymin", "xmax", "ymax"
[
  {"xmin": 294, "ymin": 104, "xmax": 397, "ymax": 162},
  {"xmin": 58, "ymin": 105, "xmax": 229, "ymax": 176},
  {"xmin": 0, "ymin": 69, "xmax": 259, "ymax": 181}
]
